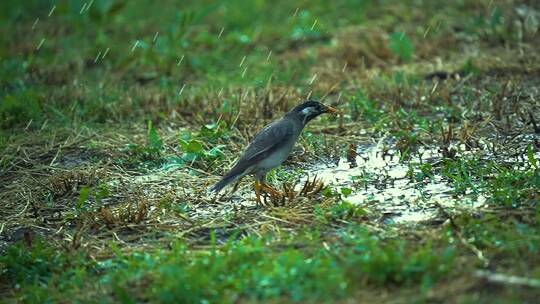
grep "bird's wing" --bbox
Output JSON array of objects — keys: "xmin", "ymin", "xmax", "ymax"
[
  {"xmin": 210, "ymin": 119, "xmax": 294, "ymax": 192},
  {"xmin": 233, "ymin": 118, "xmax": 295, "ymax": 170}
]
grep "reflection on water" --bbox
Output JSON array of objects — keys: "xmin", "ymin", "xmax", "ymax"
[{"xmin": 310, "ymin": 142, "xmax": 486, "ymax": 225}]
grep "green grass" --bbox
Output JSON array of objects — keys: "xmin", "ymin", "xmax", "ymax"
[{"xmin": 2, "ymin": 225, "xmax": 456, "ymax": 303}]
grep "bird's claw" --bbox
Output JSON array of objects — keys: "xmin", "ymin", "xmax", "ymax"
[
  {"xmin": 254, "ymin": 182, "xmax": 282, "ymax": 207},
  {"xmin": 254, "ymin": 176, "xmax": 325, "ymax": 207}
]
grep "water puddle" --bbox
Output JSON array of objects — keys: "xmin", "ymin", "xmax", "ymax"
[
  {"xmin": 107, "ymin": 135, "xmax": 538, "ymax": 226},
  {"xmin": 309, "ymin": 141, "xmax": 487, "ymax": 225}
]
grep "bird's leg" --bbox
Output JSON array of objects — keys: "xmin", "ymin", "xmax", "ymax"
[{"xmin": 254, "ymin": 181, "xmax": 262, "ymax": 206}]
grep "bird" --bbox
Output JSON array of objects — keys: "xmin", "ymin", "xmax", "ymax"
[{"xmin": 210, "ymin": 100, "xmax": 338, "ymax": 202}]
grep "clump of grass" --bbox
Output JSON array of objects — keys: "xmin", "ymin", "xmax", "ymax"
[
  {"xmin": 116, "ymin": 120, "xmax": 170, "ymax": 169},
  {"xmin": 389, "ymin": 31, "xmax": 414, "ymax": 62},
  {"xmin": 456, "ymin": 211, "xmax": 540, "ymax": 271},
  {"xmin": 175, "ymin": 121, "xmax": 228, "ymax": 168},
  {"xmin": 315, "ymin": 199, "xmax": 367, "ymax": 223},
  {"xmin": 0, "ymin": 90, "xmax": 41, "ymax": 129},
  {"xmin": 487, "ymin": 162, "xmax": 539, "ymax": 208},
  {"xmin": 339, "ymin": 226, "xmax": 455, "ymax": 289},
  {"xmin": 441, "ymin": 155, "xmax": 539, "ymax": 208}
]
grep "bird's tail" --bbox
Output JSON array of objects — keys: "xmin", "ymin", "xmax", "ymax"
[{"xmin": 210, "ymin": 170, "xmax": 242, "ymax": 193}]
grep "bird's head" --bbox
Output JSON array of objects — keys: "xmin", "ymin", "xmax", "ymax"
[{"xmin": 287, "ymin": 100, "xmax": 339, "ymax": 124}]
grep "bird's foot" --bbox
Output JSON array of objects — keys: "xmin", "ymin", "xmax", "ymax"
[
  {"xmin": 260, "ymin": 183, "xmax": 281, "ymax": 198},
  {"xmin": 254, "ymin": 182, "xmax": 284, "ymax": 207},
  {"xmin": 253, "ymin": 176, "xmax": 325, "ymax": 207},
  {"xmin": 254, "ymin": 181, "xmax": 263, "ymax": 206}
]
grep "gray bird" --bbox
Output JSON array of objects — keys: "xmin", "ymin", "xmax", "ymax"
[{"xmin": 210, "ymin": 100, "xmax": 337, "ymax": 198}]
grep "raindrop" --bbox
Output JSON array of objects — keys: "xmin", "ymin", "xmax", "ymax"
[
  {"xmin": 306, "ymin": 90, "xmax": 312, "ymax": 100},
  {"xmin": 102, "ymin": 47, "xmax": 110, "ymax": 59},
  {"xmin": 239, "ymin": 56, "xmax": 246, "ymax": 67},
  {"xmin": 32, "ymin": 18, "xmax": 39, "ymax": 30},
  {"xmin": 48, "ymin": 5, "xmax": 56, "ymax": 17},
  {"xmin": 80, "ymin": 2, "xmax": 87, "ymax": 14},
  {"xmin": 342, "ymin": 62, "xmax": 348, "ymax": 73},
  {"xmin": 94, "ymin": 51, "xmax": 102, "ymax": 63},
  {"xmin": 87, "ymin": 0, "xmax": 94, "ymax": 11},
  {"xmin": 430, "ymin": 81, "xmax": 439, "ymax": 94},
  {"xmin": 131, "ymin": 40, "xmax": 140, "ymax": 52},
  {"xmin": 266, "ymin": 50, "xmax": 272, "ymax": 61},
  {"xmin": 293, "ymin": 7, "xmax": 299, "ymax": 17},
  {"xmin": 36, "ymin": 38, "xmax": 45, "ymax": 50},
  {"xmin": 310, "ymin": 19, "xmax": 318, "ymax": 30},
  {"xmin": 153, "ymin": 32, "xmax": 159, "ymax": 43},
  {"xmin": 309, "ymin": 73, "xmax": 317, "ymax": 85},
  {"xmin": 218, "ymin": 87, "xmax": 224, "ymax": 97},
  {"xmin": 218, "ymin": 27, "xmax": 224, "ymax": 39},
  {"xmin": 177, "ymin": 54, "xmax": 185, "ymax": 66},
  {"xmin": 241, "ymin": 67, "xmax": 248, "ymax": 78},
  {"xmin": 179, "ymin": 84, "xmax": 186, "ymax": 96},
  {"xmin": 423, "ymin": 26, "xmax": 431, "ymax": 38}
]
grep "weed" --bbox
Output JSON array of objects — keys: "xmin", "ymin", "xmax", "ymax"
[
  {"xmin": 315, "ymin": 200, "xmax": 367, "ymax": 223},
  {"xmin": 487, "ymin": 164, "xmax": 539, "ymax": 208},
  {"xmin": 348, "ymin": 90, "xmax": 384, "ymax": 123},
  {"xmin": 389, "ymin": 32, "xmax": 414, "ymax": 62},
  {"xmin": 0, "ymin": 90, "xmax": 41, "ymax": 128},
  {"xmin": 339, "ymin": 226, "xmax": 455, "ymax": 288},
  {"xmin": 407, "ymin": 162, "xmax": 434, "ymax": 182},
  {"xmin": 2, "ymin": 226, "xmax": 460, "ymax": 303}
]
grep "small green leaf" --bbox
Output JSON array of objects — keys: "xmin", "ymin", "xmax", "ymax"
[
  {"xmin": 340, "ymin": 187, "xmax": 353, "ymax": 197},
  {"xmin": 186, "ymin": 140, "xmax": 203, "ymax": 153},
  {"xmin": 147, "ymin": 120, "xmax": 163, "ymax": 151},
  {"xmin": 182, "ymin": 152, "xmax": 198, "ymax": 162},
  {"xmin": 95, "ymin": 184, "xmax": 109, "ymax": 205},
  {"xmin": 205, "ymin": 146, "xmax": 225, "ymax": 159},
  {"xmin": 77, "ymin": 186, "xmax": 90, "ymax": 211},
  {"xmin": 527, "ymin": 145, "xmax": 537, "ymax": 168},
  {"xmin": 179, "ymin": 138, "xmax": 189, "ymax": 150},
  {"xmin": 322, "ymin": 187, "xmax": 336, "ymax": 197}
]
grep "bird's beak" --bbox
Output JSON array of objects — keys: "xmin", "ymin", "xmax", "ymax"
[{"xmin": 324, "ymin": 105, "xmax": 339, "ymax": 115}]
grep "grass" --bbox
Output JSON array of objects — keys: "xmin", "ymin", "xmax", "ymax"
[
  {"xmin": 1, "ymin": 0, "xmax": 540, "ymax": 302},
  {"xmin": 2, "ymin": 226, "xmax": 456, "ymax": 303}
]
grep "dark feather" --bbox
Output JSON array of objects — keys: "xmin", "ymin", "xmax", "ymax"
[
  {"xmin": 210, "ymin": 170, "xmax": 241, "ymax": 193},
  {"xmin": 210, "ymin": 118, "xmax": 295, "ymax": 192},
  {"xmin": 239, "ymin": 118, "xmax": 294, "ymax": 165}
]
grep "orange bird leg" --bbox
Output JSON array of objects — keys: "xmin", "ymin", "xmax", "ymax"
[{"xmin": 254, "ymin": 181, "xmax": 262, "ymax": 206}]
